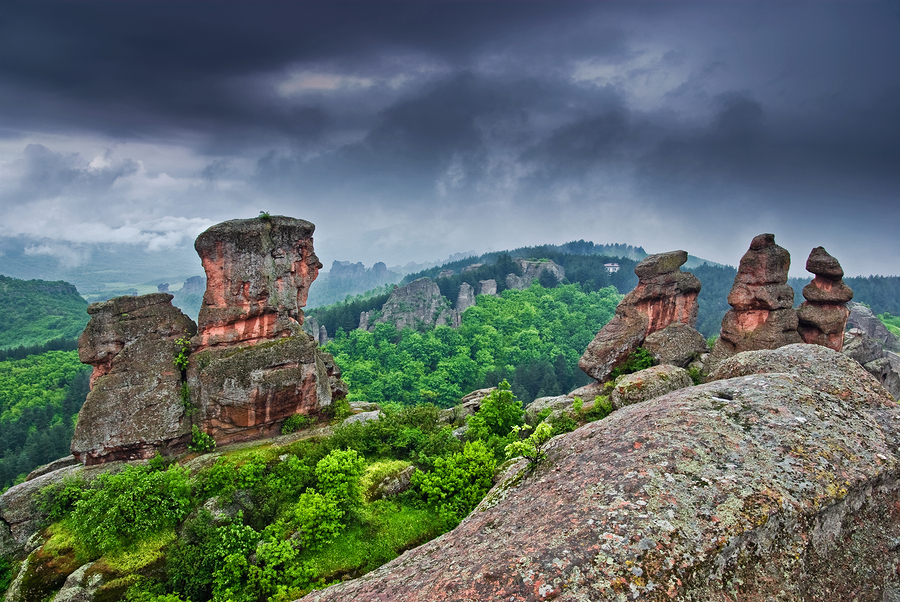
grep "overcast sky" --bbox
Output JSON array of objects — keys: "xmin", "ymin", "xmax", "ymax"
[{"xmin": 0, "ymin": 1, "xmax": 898, "ymax": 278}]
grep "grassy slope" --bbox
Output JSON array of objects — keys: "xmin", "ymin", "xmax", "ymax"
[{"xmin": 0, "ymin": 275, "xmax": 89, "ymax": 349}]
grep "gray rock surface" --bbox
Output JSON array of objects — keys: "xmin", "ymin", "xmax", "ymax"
[
  {"xmin": 478, "ymin": 279, "xmax": 497, "ymax": 296},
  {"xmin": 301, "ymin": 344, "xmax": 900, "ymax": 602},
  {"xmin": 843, "ymin": 329, "xmax": 900, "ymax": 401},
  {"xmin": 342, "ymin": 410, "xmax": 384, "ymax": 425},
  {"xmin": 72, "ymin": 294, "xmax": 197, "ymax": 464},
  {"xmin": 848, "ymin": 302, "xmax": 900, "ymax": 352},
  {"xmin": 524, "ymin": 394, "xmax": 575, "ymax": 425},
  {"xmin": 50, "ymin": 562, "xmax": 104, "ymax": 602},
  {"xmin": 371, "ymin": 278, "xmax": 453, "ymax": 330},
  {"xmin": 642, "ymin": 322, "xmax": 709, "ymax": 368},
  {"xmin": 609, "ymin": 364, "xmax": 694, "ymax": 409},
  {"xmin": 505, "ymin": 259, "xmax": 565, "ymax": 290},
  {"xmin": 455, "ymin": 282, "xmax": 475, "ymax": 314},
  {"xmin": 370, "ymin": 465, "xmax": 417, "ymax": 501}
]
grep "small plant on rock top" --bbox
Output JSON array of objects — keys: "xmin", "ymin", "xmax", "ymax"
[
  {"xmin": 505, "ymin": 421, "xmax": 553, "ymax": 471},
  {"xmin": 173, "ymin": 335, "xmax": 191, "ymax": 371}
]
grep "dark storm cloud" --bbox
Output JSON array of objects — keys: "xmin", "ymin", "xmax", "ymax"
[{"xmin": 0, "ymin": 1, "xmax": 898, "ymax": 275}]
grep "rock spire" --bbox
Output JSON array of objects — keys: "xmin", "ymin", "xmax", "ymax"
[{"xmin": 796, "ymin": 247, "xmax": 853, "ymax": 351}]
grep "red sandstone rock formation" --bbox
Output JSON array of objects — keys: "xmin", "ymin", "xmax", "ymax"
[
  {"xmin": 579, "ymin": 250, "xmax": 701, "ymax": 382},
  {"xmin": 194, "ymin": 216, "xmax": 322, "ymax": 349},
  {"xmin": 709, "ymin": 234, "xmax": 801, "ymax": 367},
  {"xmin": 73, "ymin": 216, "xmax": 346, "ymax": 464},
  {"xmin": 797, "ymin": 247, "xmax": 853, "ymax": 351},
  {"xmin": 72, "ymin": 294, "xmax": 197, "ymax": 465}
]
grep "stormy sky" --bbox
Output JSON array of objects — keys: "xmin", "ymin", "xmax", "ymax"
[{"xmin": 0, "ymin": 1, "xmax": 898, "ymax": 279}]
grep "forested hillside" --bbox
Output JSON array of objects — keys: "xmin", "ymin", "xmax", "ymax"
[
  {"xmin": 325, "ymin": 283, "xmax": 620, "ymax": 406},
  {"xmin": 0, "ymin": 275, "xmax": 89, "ymax": 349},
  {"xmin": 0, "ymin": 351, "xmax": 89, "ymax": 488}
]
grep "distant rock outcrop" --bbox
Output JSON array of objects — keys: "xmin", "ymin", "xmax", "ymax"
[
  {"xmin": 843, "ymin": 328, "xmax": 900, "ymax": 400},
  {"xmin": 505, "ymin": 258, "xmax": 565, "ymax": 290},
  {"xmin": 478, "ymin": 279, "xmax": 497, "ymax": 296},
  {"xmin": 848, "ymin": 301, "xmax": 900, "ymax": 352},
  {"xmin": 72, "ymin": 294, "xmax": 196, "ymax": 464},
  {"xmin": 709, "ymin": 234, "xmax": 801, "ymax": 366},
  {"xmin": 194, "ymin": 216, "xmax": 321, "ymax": 349},
  {"xmin": 368, "ymin": 278, "xmax": 453, "ymax": 331},
  {"xmin": 301, "ymin": 344, "xmax": 900, "ymax": 602},
  {"xmin": 72, "ymin": 216, "xmax": 346, "ymax": 463},
  {"xmin": 796, "ymin": 247, "xmax": 853, "ymax": 351},
  {"xmin": 579, "ymin": 250, "xmax": 702, "ymax": 382}
]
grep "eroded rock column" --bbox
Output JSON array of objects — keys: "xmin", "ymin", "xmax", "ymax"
[
  {"xmin": 710, "ymin": 233, "xmax": 801, "ymax": 366},
  {"xmin": 796, "ymin": 247, "xmax": 853, "ymax": 351},
  {"xmin": 194, "ymin": 216, "xmax": 322, "ymax": 349}
]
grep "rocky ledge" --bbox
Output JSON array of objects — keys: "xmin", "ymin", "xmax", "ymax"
[{"xmin": 300, "ymin": 344, "xmax": 899, "ymax": 601}]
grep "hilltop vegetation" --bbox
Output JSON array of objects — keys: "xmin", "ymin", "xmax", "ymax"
[
  {"xmin": 0, "ymin": 276, "xmax": 89, "ymax": 350},
  {"xmin": 325, "ymin": 283, "xmax": 620, "ymax": 406}
]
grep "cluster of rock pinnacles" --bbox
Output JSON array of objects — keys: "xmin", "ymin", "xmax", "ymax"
[
  {"xmin": 72, "ymin": 219, "xmax": 855, "ymax": 465},
  {"xmin": 579, "ymin": 232, "xmax": 854, "ymax": 383}
]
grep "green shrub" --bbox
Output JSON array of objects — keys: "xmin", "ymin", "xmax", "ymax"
[
  {"xmin": 609, "ymin": 347, "xmax": 654, "ymax": 380},
  {"xmin": 188, "ymin": 425, "xmax": 216, "ymax": 453},
  {"xmin": 412, "ymin": 440, "xmax": 496, "ymax": 526},
  {"xmin": 315, "ymin": 448, "xmax": 365, "ymax": 512},
  {"xmin": 582, "ymin": 395, "xmax": 612, "ymax": 422},
  {"xmin": 466, "ymin": 380, "xmax": 524, "ymax": 441},
  {"xmin": 69, "ymin": 465, "xmax": 192, "ymax": 555},
  {"xmin": 37, "ymin": 475, "xmax": 86, "ymax": 523},
  {"xmin": 505, "ymin": 421, "xmax": 554, "ymax": 469},
  {"xmin": 281, "ymin": 413, "xmax": 312, "ymax": 435}
]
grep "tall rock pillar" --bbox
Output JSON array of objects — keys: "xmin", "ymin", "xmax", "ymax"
[
  {"xmin": 709, "ymin": 233, "xmax": 801, "ymax": 366},
  {"xmin": 797, "ymin": 247, "xmax": 853, "ymax": 351}
]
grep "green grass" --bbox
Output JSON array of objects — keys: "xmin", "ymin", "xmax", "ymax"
[
  {"xmin": 302, "ymin": 500, "xmax": 445, "ymax": 586},
  {"xmin": 880, "ymin": 313, "xmax": 900, "ymax": 337}
]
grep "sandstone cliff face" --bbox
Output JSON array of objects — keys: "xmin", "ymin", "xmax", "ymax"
[
  {"xmin": 301, "ymin": 344, "xmax": 900, "ymax": 602},
  {"xmin": 194, "ymin": 216, "xmax": 321, "ymax": 349},
  {"xmin": 72, "ymin": 294, "xmax": 196, "ymax": 464},
  {"xmin": 579, "ymin": 250, "xmax": 702, "ymax": 382},
  {"xmin": 710, "ymin": 234, "xmax": 801, "ymax": 366},
  {"xmin": 796, "ymin": 247, "xmax": 853, "ymax": 351},
  {"xmin": 72, "ymin": 216, "xmax": 345, "ymax": 464}
]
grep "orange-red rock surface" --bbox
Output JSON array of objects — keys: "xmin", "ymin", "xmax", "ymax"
[
  {"xmin": 797, "ymin": 246, "xmax": 853, "ymax": 351},
  {"xmin": 194, "ymin": 216, "xmax": 322, "ymax": 349},
  {"xmin": 579, "ymin": 250, "xmax": 701, "ymax": 382}
]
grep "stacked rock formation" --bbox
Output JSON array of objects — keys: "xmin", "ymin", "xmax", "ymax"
[
  {"xmin": 302, "ymin": 344, "xmax": 900, "ymax": 602},
  {"xmin": 504, "ymin": 258, "xmax": 565, "ymax": 290},
  {"xmin": 579, "ymin": 250, "xmax": 702, "ymax": 382},
  {"xmin": 709, "ymin": 234, "xmax": 801, "ymax": 366},
  {"xmin": 72, "ymin": 216, "xmax": 346, "ymax": 463},
  {"xmin": 796, "ymin": 247, "xmax": 853, "ymax": 351},
  {"xmin": 71, "ymin": 294, "xmax": 197, "ymax": 464},
  {"xmin": 194, "ymin": 216, "xmax": 321, "ymax": 349}
]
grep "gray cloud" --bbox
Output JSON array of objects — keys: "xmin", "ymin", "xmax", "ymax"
[{"xmin": 0, "ymin": 1, "xmax": 897, "ymax": 277}]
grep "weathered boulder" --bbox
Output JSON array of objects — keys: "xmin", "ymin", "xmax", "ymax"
[
  {"xmin": 194, "ymin": 216, "xmax": 321, "ymax": 349},
  {"xmin": 642, "ymin": 322, "xmax": 709, "ymax": 368},
  {"xmin": 710, "ymin": 234, "xmax": 801, "ymax": 367},
  {"xmin": 300, "ymin": 344, "xmax": 900, "ymax": 602},
  {"xmin": 848, "ymin": 302, "xmax": 900, "ymax": 352},
  {"xmin": 580, "ymin": 250, "xmax": 701, "ymax": 382},
  {"xmin": 438, "ymin": 388, "xmax": 495, "ymax": 425},
  {"xmin": 72, "ymin": 294, "xmax": 197, "ymax": 464},
  {"xmin": 370, "ymin": 278, "xmax": 453, "ymax": 331},
  {"xmin": 524, "ymin": 394, "xmax": 576, "ymax": 426},
  {"xmin": 478, "ymin": 279, "xmax": 498, "ymax": 296},
  {"xmin": 797, "ymin": 247, "xmax": 852, "ymax": 351},
  {"xmin": 456, "ymin": 282, "xmax": 475, "ymax": 314},
  {"xmin": 609, "ymin": 364, "xmax": 694, "ymax": 409},
  {"xmin": 505, "ymin": 259, "xmax": 565, "ymax": 290},
  {"xmin": 370, "ymin": 465, "xmax": 417, "ymax": 501},
  {"xmin": 843, "ymin": 329, "xmax": 900, "ymax": 401},
  {"xmin": 342, "ymin": 410, "xmax": 384, "ymax": 426}
]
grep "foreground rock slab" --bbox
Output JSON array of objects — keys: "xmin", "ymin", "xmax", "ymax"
[{"xmin": 301, "ymin": 344, "xmax": 900, "ymax": 602}]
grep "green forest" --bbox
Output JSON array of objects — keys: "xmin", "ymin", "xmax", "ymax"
[
  {"xmin": 324, "ymin": 283, "xmax": 621, "ymax": 407},
  {"xmin": 0, "ymin": 276, "xmax": 89, "ymax": 350}
]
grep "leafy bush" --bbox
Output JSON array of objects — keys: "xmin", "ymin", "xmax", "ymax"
[
  {"xmin": 505, "ymin": 421, "xmax": 554, "ymax": 469},
  {"xmin": 609, "ymin": 347, "xmax": 655, "ymax": 381},
  {"xmin": 412, "ymin": 440, "xmax": 496, "ymax": 526},
  {"xmin": 37, "ymin": 475, "xmax": 86, "ymax": 523},
  {"xmin": 315, "ymin": 448, "xmax": 365, "ymax": 512},
  {"xmin": 281, "ymin": 413, "xmax": 312, "ymax": 435},
  {"xmin": 466, "ymin": 380, "xmax": 524, "ymax": 442},
  {"xmin": 69, "ymin": 465, "xmax": 192, "ymax": 555},
  {"xmin": 189, "ymin": 425, "xmax": 216, "ymax": 453}
]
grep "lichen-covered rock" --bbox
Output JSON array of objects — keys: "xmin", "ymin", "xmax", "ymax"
[
  {"xmin": 642, "ymin": 322, "xmax": 709, "ymax": 368},
  {"xmin": 438, "ymin": 388, "xmax": 495, "ymax": 425},
  {"xmin": 370, "ymin": 465, "xmax": 417, "ymax": 501},
  {"xmin": 72, "ymin": 294, "xmax": 197, "ymax": 464},
  {"xmin": 841, "ymin": 330, "xmax": 900, "ymax": 401},
  {"xmin": 610, "ymin": 364, "xmax": 694, "ymax": 409},
  {"xmin": 342, "ymin": 410, "xmax": 384, "ymax": 426},
  {"xmin": 300, "ymin": 344, "xmax": 900, "ymax": 602},
  {"xmin": 194, "ymin": 216, "xmax": 321, "ymax": 349},
  {"xmin": 797, "ymin": 247, "xmax": 852, "ymax": 351},
  {"xmin": 848, "ymin": 302, "xmax": 900, "ymax": 352},
  {"xmin": 580, "ymin": 251, "xmax": 700, "ymax": 382},
  {"xmin": 710, "ymin": 234, "xmax": 802, "ymax": 367},
  {"xmin": 524, "ymin": 394, "xmax": 576, "ymax": 425}
]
